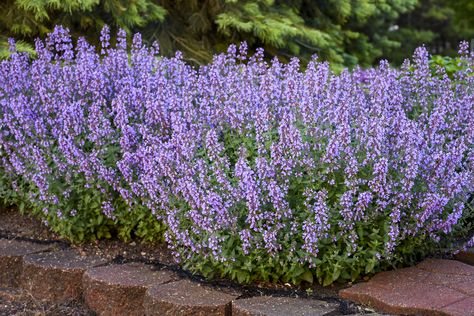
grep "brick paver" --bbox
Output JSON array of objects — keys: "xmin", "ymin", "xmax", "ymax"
[
  {"xmin": 0, "ymin": 239, "xmax": 52, "ymax": 287},
  {"xmin": 8, "ymin": 235, "xmax": 474, "ymax": 316},
  {"xmin": 231, "ymin": 296, "xmax": 339, "ymax": 316},
  {"xmin": 144, "ymin": 279, "xmax": 239, "ymax": 316},
  {"xmin": 440, "ymin": 296, "xmax": 474, "ymax": 316},
  {"xmin": 417, "ymin": 258, "xmax": 474, "ymax": 275},
  {"xmin": 83, "ymin": 262, "xmax": 178, "ymax": 316},
  {"xmin": 340, "ymin": 259, "xmax": 474, "ymax": 316},
  {"xmin": 21, "ymin": 249, "xmax": 108, "ymax": 302}
]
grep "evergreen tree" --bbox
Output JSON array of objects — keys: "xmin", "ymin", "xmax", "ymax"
[
  {"xmin": 446, "ymin": 0, "xmax": 474, "ymax": 42},
  {"xmin": 0, "ymin": 0, "xmax": 166, "ymax": 58},
  {"xmin": 386, "ymin": 0, "xmax": 474, "ymax": 65},
  {"xmin": 5, "ymin": 0, "xmax": 467, "ymax": 67},
  {"xmin": 143, "ymin": 0, "xmax": 417, "ymax": 66}
]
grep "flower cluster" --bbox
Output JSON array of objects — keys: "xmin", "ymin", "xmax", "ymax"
[{"xmin": 0, "ymin": 26, "xmax": 473, "ymax": 285}]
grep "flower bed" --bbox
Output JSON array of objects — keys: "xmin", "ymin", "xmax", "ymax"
[{"xmin": 0, "ymin": 26, "xmax": 473, "ymax": 286}]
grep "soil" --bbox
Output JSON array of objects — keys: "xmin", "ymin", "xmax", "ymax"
[
  {"xmin": 0, "ymin": 206, "xmax": 376, "ymax": 315},
  {"xmin": 0, "ymin": 206, "xmax": 175, "ymax": 265},
  {"xmin": 0, "ymin": 206, "xmax": 56, "ymax": 242},
  {"xmin": 0, "ymin": 287, "xmax": 93, "ymax": 316}
]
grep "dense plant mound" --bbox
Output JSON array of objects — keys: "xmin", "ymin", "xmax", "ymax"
[{"xmin": 0, "ymin": 26, "xmax": 473, "ymax": 285}]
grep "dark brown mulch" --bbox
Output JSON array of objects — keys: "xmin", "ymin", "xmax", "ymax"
[
  {"xmin": 0, "ymin": 287, "xmax": 93, "ymax": 316},
  {"xmin": 0, "ymin": 206, "xmax": 56, "ymax": 242}
]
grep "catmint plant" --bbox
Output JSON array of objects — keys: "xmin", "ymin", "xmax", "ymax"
[{"xmin": 0, "ymin": 26, "xmax": 472, "ymax": 285}]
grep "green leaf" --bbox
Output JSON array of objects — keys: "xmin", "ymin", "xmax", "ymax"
[
  {"xmin": 235, "ymin": 270, "xmax": 249, "ymax": 283},
  {"xmin": 332, "ymin": 267, "xmax": 341, "ymax": 282},
  {"xmin": 365, "ymin": 260, "xmax": 375, "ymax": 274},
  {"xmin": 323, "ymin": 273, "xmax": 333, "ymax": 286},
  {"xmin": 301, "ymin": 271, "xmax": 314, "ymax": 283}
]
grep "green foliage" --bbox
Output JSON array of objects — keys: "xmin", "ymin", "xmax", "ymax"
[
  {"xmin": 215, "ymin": 2, "xmax": 332, "ymax": 56},
  {"xmin": 446, "ymin": 0, "xmax": 474, "ymax": 37},
  {"xmin": 0, "ymin": 0, "xmax": 166, "ymax": 58},
  {"xmin": 0, "ymin": 37, "xmax": 36, "ymax": 59},
  {"xmin": 179, "ymin": 199, "xmax": 436, "ymax": 286},
  {"xmin": 386, "ymin": 0, "xmax": 474, "ymax": 65},
  {"xmin": 429, "ymin": 55, "xmax": 463, "ymax": 77},
  {"xmin": 115, "ymin": 204, "xmax": 167, "ymax": 243},
  {"xmin": 0, "ymin": 0, "xmax": 424, "ymax": 66},
  {"xmin": 0, "ymin": 171, "xmax": 166, "ymax": 244},
  {"xmin": 1, "ymin": 0, "xmax": 474, "ymax": 66},
  {"xmin": 157, "ymin": 0, "xmax": 417, "ymax": 66}
]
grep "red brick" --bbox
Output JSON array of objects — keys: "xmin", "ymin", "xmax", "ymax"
[
  {"xmin": 144, "ymin": 279, "xmax": 239, "ymax": 316},
  {"xmin": 83, "ymin": 263, "xmax": 177, "ymax": 316},
  {"xmin": 368, "ymin": 266, "xmax": 431, "ymax": 286},
  {"xmin": 426, "ymin": 273, "xmax": 474, "ymax": 296},
  {"xmin": 21, "ymin": 249, "xmax": 107, "ymax": 301},
  {"xmin": 340, "ymin": 266, "xmax": 468, "ymax": 315},
  {"xmin": 441, "ymin": 296, "xmax": 474, "ymax": 316},
  {"xmin": 417, "ymin": 258, "xmax": 474, "ymax": 276},
  {"xmin": 0, "ymin": 239, "xmax": 51, "ymax": 287}
]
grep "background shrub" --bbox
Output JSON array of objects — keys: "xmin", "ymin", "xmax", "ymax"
[{"xmin": 2, "ymin": 1, "xmax": 474, "ymax": 68}]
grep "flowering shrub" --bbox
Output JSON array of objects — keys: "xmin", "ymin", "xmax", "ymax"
[{"xmin": 0, "ymin": 26, "xmax": 473, "ymax": 285}]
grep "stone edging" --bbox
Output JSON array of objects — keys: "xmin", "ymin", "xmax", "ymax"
[
  {"xmin": 0, "ymin": 238, "xmax": 363, "ymax": 316},
  {"xmin": 340, "ymin": 258, "xmax": 474, "ymax": 316}
]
